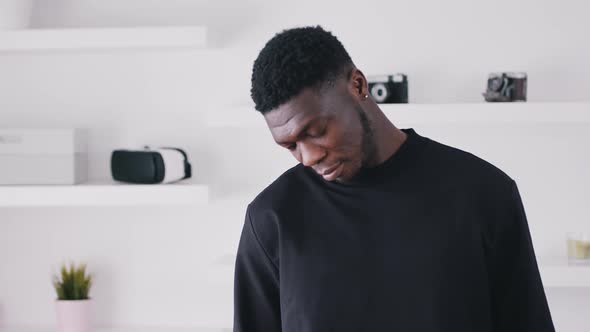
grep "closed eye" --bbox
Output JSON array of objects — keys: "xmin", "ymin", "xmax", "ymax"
[
  {"xmin": 276, "ymin": 118, "xmax": 328, "ymax": 150},
  {"xmin": 280, "ymin": 143, "xmax": 296, "ymax": 151},
  {"xmin": 307, "ymin": 125, "xmax": 326, "ymax": 138}
]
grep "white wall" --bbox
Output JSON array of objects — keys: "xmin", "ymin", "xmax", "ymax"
[
  {"xmin": 1, "ymin": 0, "xmax": 589, "ymax": 330},
  {"xmin": 29, "ymin": 0, "xmax": 590, "ymax": 103}
]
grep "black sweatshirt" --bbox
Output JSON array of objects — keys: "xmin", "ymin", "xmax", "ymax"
[{"xmin": 233, "ymin": 128, "xmax": 555, "ymax": 332}]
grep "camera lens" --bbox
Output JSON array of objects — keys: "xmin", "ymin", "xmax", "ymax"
[
  {"xmin": 489, "ymin": 77, "xmax": 503, "ymax": 92},
  {"xmin": 370, "ymin": 83, "xmax": 388, "ymax": 103}
]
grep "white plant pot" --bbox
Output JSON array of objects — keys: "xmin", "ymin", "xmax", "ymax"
[
  {"xmin": 55, "ymin": 299, "xmax": 93, "ymax": 332},
  {"xmin": 0, "ymin": 0, "xmax": 33, "ymax": 29}
]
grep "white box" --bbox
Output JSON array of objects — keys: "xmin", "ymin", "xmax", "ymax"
[{"xmin": 0, "ymin": 128, "xmax": 88, "ymax": 185}]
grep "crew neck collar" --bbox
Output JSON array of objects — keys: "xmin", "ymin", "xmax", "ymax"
[{"xmin": 306, "ymin": 128, "xmax": 427, "ymax": 188}]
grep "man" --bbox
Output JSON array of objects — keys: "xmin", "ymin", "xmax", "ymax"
[{"xmin": 233, "ymin": 25, "xmax": 555, "ymax": 332}]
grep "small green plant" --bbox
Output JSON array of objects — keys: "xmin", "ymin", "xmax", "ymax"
[{"xmin": 52, "ymin": 262, "xmax": 92, "ymax": 300}]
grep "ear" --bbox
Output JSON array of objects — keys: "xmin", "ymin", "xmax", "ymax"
[{"xmin": 348, "ymin": 68, "xmax": 369, "ymax": 101}]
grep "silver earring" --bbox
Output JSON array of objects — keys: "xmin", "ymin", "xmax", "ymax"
[{"xmin": 363, "ymin": 94, "xmax": 369, "ymax": 100}]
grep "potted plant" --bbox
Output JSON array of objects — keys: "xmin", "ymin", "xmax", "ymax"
[{"xmin": 52, "ymin": 262, "xmax": 93, "ymax": 332}]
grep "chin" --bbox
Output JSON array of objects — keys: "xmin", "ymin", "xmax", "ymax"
[{"xmin": 334, "ymin": 164, "xmax": 355, "ymax": 182}]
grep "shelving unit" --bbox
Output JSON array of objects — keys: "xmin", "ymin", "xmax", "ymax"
[
  {"xmin": 207, "ymin": 102, "xmax": 590, "ymax": 128},
  {"xmin": 0, "ymin": 26, "xmax": 207, "ymax": 51},
  {"xmin": 381, "ymin": 102, "xmax": 590, "ymax": 125},
  {"xmin": 0, "ymin": 179, "xmax": 208, "ymax": 207},
  {"xmin": 0, "ymin": 328, "xmax": 230, "ymax": 332},
  {"xmin": 539, "ymin": 261, "xmax": 590, "ymax": 288}
]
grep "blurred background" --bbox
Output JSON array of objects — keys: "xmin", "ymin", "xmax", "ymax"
[{"xmin": 0, "ymin": 0, "xmax": 589, "ymax": 331}]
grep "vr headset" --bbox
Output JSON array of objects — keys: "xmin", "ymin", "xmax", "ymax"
[{"xmin": 111, "ymin": 147, "xmax": 191, "ymax": 184}]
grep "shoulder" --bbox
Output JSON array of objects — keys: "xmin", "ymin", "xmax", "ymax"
[
  {"xmin": 245, "ymin": 162, "xmax": 306, "ymax": 230},
  {"xmin": 248, "ymin": 163, "xmax": 307, "ymax": 212},
  {"xmin": 424, "ymin": 137, "xmax": 515, "ymax": 191},
  {"xmin": 416, "ymin": 135, "xmax": 518, "ymax": 214},
  {"xmin": 243, "ymin": 163, "xmax": 307, "ymax": 262},
  {"xmin": 422, "ymin": 136, "xmax": 522, "ymax": 240}
]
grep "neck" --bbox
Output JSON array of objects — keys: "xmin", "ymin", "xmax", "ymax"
[{"xmin": 364, "ymin": 102, "xmax": 408, "ymax": 168}]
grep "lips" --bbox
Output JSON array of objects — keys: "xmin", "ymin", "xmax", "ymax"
[
  {"xmin": 321, "ymin": 162, "xmax": 343, "ymax": 181},
  {"xmin": 321, "ymin": 162, "xmax": 341, "ymax": 176}
]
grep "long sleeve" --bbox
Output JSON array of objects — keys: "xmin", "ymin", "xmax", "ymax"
[
  {"xmin": 487, "ymin": 180, "xmax": 555, "ymax": 332},
  {"xmin": 233, "ymin": 205, "xmax": 282, "ymax": 332}
]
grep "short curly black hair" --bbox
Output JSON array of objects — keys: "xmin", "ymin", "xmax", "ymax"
[{"xmin": 250, "ymin": 25, "xmax": 354, "ymax": 114}]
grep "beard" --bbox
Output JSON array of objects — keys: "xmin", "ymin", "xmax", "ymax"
[
  {"xmin": 355, "ymin": 105, "xmax": 377, "ymax": 168},
  {"xmin": 331, "ymin": 104, "xmax": 377, "ymax": 184}
]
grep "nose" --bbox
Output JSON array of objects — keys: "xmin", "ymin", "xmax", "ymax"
[{"xmin": 297, "ymin": 141, "xmax": 325, "ymax": 167}]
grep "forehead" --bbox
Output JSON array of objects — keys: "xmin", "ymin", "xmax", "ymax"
[{"xmin": 264, "ymin": 88, "xmax": 324, "ymax": 140}]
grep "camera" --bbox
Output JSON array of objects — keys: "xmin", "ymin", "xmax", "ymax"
[
  {"xmin": 482, "ymin": 72, "xmax": 527, "ymax": 102},
  {"xmin": 367, "ymin": 74, "xmax": 408, "ymax": 103}
]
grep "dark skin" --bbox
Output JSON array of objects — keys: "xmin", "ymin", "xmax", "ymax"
[{"xmin": 264, "ymin": 67, "xmax": 408, "ymax": 184}]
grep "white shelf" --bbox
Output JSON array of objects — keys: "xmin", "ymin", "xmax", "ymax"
[
  {"xmin": 207, "ymin": 102, "xmax": 590, "ymax": 128},
  {"xmin": 0, "ymin": 26, "xmax": 207, "ymax": 51},
  {"xmin": 382, "ymin": 102, "xmax": 590, "ymax": 125},
  {"xmin": 0, "ymin": 180, "xmax": 208, "ymax": 207},
  {"xmin": 0, "ymin": 328, "xmax": 229, "ymax": 332},
  {"xmin": 539, "ymin": 261, "xmax": 590, "ymax": 288}
]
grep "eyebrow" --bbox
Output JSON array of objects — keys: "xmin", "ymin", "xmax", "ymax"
[{"xmin": 275, "ymin": 118, "xmax": 316, "ymax": 145}]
